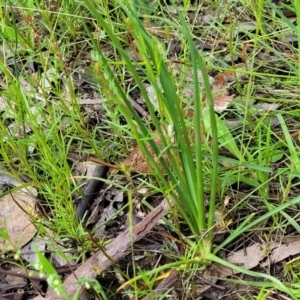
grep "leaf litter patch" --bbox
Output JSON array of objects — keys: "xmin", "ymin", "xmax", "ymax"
[{"xmin": 1, "ymin": 1, "xmax": 300, "ymax": 299}]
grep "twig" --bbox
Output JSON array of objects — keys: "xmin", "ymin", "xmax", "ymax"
[
  {"xmin": 0, "ymin": 265, "xmax": 77, "ymax": 281},
  {"xmin": 88, "ymin": 157, "xmax": 121, "ymax": 170},
  {"xmin": 128, "ymin": 96, "xmax": 150, "ymax": 120}
]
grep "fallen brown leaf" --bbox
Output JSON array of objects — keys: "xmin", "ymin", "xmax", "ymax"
[
  {"xmin": 122, "ymin": 129, "xmax": 171, "ymax": 173},
  {"xmin": 0, "ymin": 192, "xmax": 37, "ymax": 250},
  {"xmin": 199, "ymin": 239, "xmax": 300, "ymax": 294}
]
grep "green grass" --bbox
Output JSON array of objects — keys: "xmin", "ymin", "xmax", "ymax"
[{"xmin": 1, "ymin": 0, "xmax": 300, "ymax": 298}]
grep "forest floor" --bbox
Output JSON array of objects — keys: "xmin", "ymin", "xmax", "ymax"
[{"xmin": 1, "ymin": 1, "xmax": 300, "ymax": 299}]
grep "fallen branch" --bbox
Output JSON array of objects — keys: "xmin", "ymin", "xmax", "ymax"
[{"xmin": 46, "ymin": 198, "xmax": 172, "ymax": 299}]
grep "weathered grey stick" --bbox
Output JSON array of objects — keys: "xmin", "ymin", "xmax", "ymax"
[{"xmin": 46, "ymin": 198, "xmax": 172, "ymax": 299}]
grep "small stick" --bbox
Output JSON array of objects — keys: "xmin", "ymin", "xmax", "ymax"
[
  {"xmin": 128, "ymin": 96, "xmax": 150, "ymax": 120},
  {"xmin": 0, "ymin": 265, "xmax": 77, "ymax": 281},
  {"xmin": 89, "ymin": 157, "xmax": 121, "ymax": 170}
]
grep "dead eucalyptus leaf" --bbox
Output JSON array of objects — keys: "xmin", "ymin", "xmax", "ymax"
[
  {"xmin": 199, "ymin": 239, "xmax": 300, "ymax": 294},
  {"xmin": 0, "ymin": 192, "xmax": 36, "ymax": 250},
  {"xmin": 122, "ymin": 129, "xmax": 171, "ymax": 174}
]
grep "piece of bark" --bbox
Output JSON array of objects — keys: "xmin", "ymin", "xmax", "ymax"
[{"xmin": 46, "ymin": 198, "xmax": 173, "ymax": 299}]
